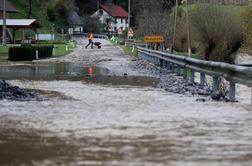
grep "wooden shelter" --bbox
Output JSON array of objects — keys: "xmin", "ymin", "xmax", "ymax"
[{"xmin": 0, "ymin": 19, "xmax": 42, "ymax": 43}]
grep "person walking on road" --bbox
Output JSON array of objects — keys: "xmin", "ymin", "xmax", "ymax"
[{"xmin": 85, "ymin": 33, "xmax": 94, "ymax": 49}]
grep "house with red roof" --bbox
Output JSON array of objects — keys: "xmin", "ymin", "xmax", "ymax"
[{"xmin": 92, "ymin": 4, "xmax": 128, "ymax": 33}]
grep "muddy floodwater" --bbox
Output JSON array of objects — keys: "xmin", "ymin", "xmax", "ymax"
[{"xmin": 0, "ymin": 62, "xmax": 252, "ymax": 166}]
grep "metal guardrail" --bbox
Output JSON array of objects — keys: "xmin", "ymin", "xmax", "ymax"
[
  {"xmin": 93, "ymin": 34, "xmax": 109, "ymax": 40},
  {"xmin": 125, "ymin": 40, "xmax": 147, "ymax": 48},
  {"xmin": 137, "ymin": 46, "xmax": 252, "ymax": 102}
]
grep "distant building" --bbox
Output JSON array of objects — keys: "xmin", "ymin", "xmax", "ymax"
[
  {"xmin": 68, "ymin": 11, "xmax": 83, "ymax": 35},
  {"xmin": 0, "ymin": 1, "xmax": 43, "ymax": 43},
  {"xmin": 92, "ymin": 4, "xmax": 128, "ymax": 33}
]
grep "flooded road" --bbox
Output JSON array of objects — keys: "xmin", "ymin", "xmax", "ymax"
[
  {"xmin": 0, "ymin": 62, "xmax": 159, "ymax": 86},
  {"xmin": 0, "ymin": 61, "xmax": 252, "ymax": 166}
]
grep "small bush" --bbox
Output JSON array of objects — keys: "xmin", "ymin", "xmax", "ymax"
[
  {"xmin": 32, "ymin": 45, "xmax": 54, "ymax": 58},
  {"xmin": 8, "ymin": 45, "xmax": 54, "ymax": 61},
  {"xmin": 9, "ymin": 47, "xmax": 34, "ymax": 61}
]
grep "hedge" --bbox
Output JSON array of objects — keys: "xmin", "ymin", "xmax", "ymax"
[
  {"xmin": 37, "ymin": 40, "xmax": 67, "ymax": 44},
  {"xmin": 8, "ymin": 45, "xmax": 54, "ymax": 61}
]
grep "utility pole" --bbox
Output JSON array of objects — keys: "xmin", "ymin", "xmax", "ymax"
[
  {"xmin": 127, "ymin": 0, "xmax": 130, "ymax": 39},
  {"xmin": 185, "ymin": 0, "xmax": 191, "ymax": 57},
  {"xmin": 172, "ymin": 0, "xmax": 178, "ymax": 54},
  {"xmin": 97, "ymin": 0, "xmax": 99, "ymax": 11},
  {"xmin": 2, "ymin": 0, "xmax": 6, "ymax": 45}
]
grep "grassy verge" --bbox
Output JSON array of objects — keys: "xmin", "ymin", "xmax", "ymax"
[
  {"xmin": 109, "ymin": 37, "xmax": 203, "ymax": 60},
  {"xmin": 172, "ymin": 50, "xmax": 203, "ymax": 60},
  {"xmin": 0, "ymin": 41, "xmax": 77, "ymax": 63},
  {"xmin": 0, "ymin": 44, "xmax": 20, "ymax": 63},
  {"xmin": 53, "ymin": 42, "xmax": 77, "ymax": 57},
  {"xmin": 110, "ymin": 38, "xmax": 138, "ymax": 57}
]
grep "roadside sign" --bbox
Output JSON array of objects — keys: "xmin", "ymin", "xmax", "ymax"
[
  {"xmin": 144, "ymin": 36, "xmax": 164, "ymax": 43},
  {"xmin": 128, "ymin": 28, "xmax": 134, "ymax": 37},
  {"xmin": 117, "ymin": 27, "xmax": 123, "ymax": 34}
]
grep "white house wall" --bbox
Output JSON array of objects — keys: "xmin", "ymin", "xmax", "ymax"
[
  {"xmin": 92, "ymin": 9, "xmax": 128, "ymax": 31},
  {"xmin": 113, "ymin": 18, "xmax": 128, "ymax": 31}
]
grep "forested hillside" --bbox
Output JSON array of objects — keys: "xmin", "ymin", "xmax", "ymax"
[{"xmin": 8, "ymin": 0, "xmax": 130, "ymax": 32}]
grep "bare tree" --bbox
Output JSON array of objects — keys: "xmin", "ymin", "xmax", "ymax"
[
  {"xmin": 135, "ymin": 0, "xmax": 174, "ymax": 47},
  {"xmin": 190, "ymin": 4, "xmax": 243, "ymax": 63}
]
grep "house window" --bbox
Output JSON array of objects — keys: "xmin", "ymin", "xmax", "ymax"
[
  {"xmin": 114, "ymin": 27, "xmax": 117, "ymax": 31},
  {"xmin": 121, "ymin": 18, "xmax": 123, "ymax": 23},
  {"xmin": 99, "ymin": 10, "xmax": 103, "ymax": 15},
  {"xmin": 115, "ymin": 18, "xmax": 117, "ymax": 23}
]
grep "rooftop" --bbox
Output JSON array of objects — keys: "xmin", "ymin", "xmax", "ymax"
[
  {"xmin": 0, "ymin": 19, "xmax": 42, "ymax": 28},
  {"xmin": 68, "ymin": 11, "xmax": 82, "ymax": 25},
  {"xmin": 100, "ymin": 4, "xmax": 128, "ymax": 18}
]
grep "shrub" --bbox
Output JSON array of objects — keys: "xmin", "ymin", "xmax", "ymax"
[
  {"xmin": 8, "ymin": 45, "xmax": 53, "ymax": 61},
  {"xmin": 241, "ymin": 7, "xmax": 252, "ymax": 47},
  {"xmin": 9, "ymin": 47, "xmax": 34, "ymax": 61},
  {"xmin": 37, "ymin": 40, "xmax": 66, "ymax": 44},
  {"xmin": 32, "ymin": 45, "xmax": 54, "ymax": 58},
  {"xmin": 190, "ymin": 4, "xmax": 244, "ymax": 63}
]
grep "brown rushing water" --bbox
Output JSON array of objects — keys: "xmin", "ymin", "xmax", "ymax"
[{"xmin": 0, "ymin": 63, "xmax": 252, "ymax": 166}]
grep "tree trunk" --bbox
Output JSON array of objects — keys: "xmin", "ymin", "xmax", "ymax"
[{"xmin": 27, "ymin": 0, "xmax": 32, "ymax": 19}]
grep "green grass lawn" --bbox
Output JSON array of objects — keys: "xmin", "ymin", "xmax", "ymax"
[
  {"xmin": 0, "ymin": 42, "xmax": 77, "ymax": 63},
  {"xmin": 110, "ymin": 38, "xmax": 138, "ymax": 57},
  {"xmin": 53, "ymin": 42, "xmax": 77, "ymax": 57}
]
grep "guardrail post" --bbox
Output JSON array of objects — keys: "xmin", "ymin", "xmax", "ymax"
[
  {"xmin": 156, "ymin": 57, "xmax": 160, "ymax": 65},
  {"xmin": 190, "ymin": 69, "xmax": 195, "ymax": 82},
  {"xmin": 183, "ymin": 67, "xmax": 187, "ymax": 79},
  {"xmin": 200, "ymin": 72, "xmax": 206, "ymax": 86},
  {"xmin": 177, "ymin": 65, "xmax": 181, "ymax": 76},
  {"xmin": 152, "ymin": 56, "xmax": 155, "ymax": 64},
  {"xmin": 212, "ymin": 76, "xmax": 220, "ymax": 91},
  {"xmin": 229, "ymin": 81, "xmax": 236, "ymax": 102},
  {"xmin": 132, "ymin": 45, "xmax": 135, "ymax": 53},
  {"xmin": 162, "ymin": 60, "xmax": 166, "ymax": 68},
  {"xmin": 166, "ymin": 61, "xmax": 170, "ymax": 70},
  {"xmin": 151, "ymin": 56, "xmax": 154, "ymax": 63},
  {"xmin": 171, "ymin": 63, "xmax": 175, "ymax": 73}
]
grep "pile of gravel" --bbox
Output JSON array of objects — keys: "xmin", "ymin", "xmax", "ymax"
[
  {"xmin": 0, "ymin": 80, "xmax": 38, "ymax": 101},
  {"xmin": 133, "ymin": 60, "xmax": 230, "ymax": 101}
]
